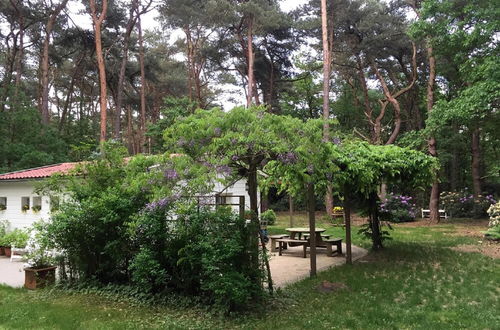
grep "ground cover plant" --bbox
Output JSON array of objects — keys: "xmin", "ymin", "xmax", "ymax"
[{"xmin": 0, "ymin": 217, "xmax": 498, "ymax": 329}]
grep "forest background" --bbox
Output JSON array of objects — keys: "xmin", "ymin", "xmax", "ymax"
[{"xmin": 0, "ymin": 0, "xmax": 498, "ymax": 215}]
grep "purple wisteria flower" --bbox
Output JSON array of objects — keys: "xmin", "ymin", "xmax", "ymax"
[
  {"xmin": 332, "ymin": 137, "xmax": 342, "ymax": 145},
  {"xmin": 177, "ymin": 138, "xmax": 187, "ymax": 147},
  {"xmin": 277, "ymin": 152, "xmax": 298, "ymax": 164},
  {"xmin": 216, "ymin": 165, "xmax": 232, "ymax": 176},
  {"xmin": 164, "ymin": 169, "xmax": 179, "ymax": 180},
  {"xmin": 144, "ymin": 197, "xmax": 171, "ymax": 212},
  {"xmin": 231, "ymin": 155, "xmax": 239, "ymax": 161}
]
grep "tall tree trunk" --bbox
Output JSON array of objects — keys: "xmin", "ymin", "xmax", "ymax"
[
  {"xmin": 471, "ymin": 128, "xmax": 482, "ymax": 199},
  {"xmin": 114, "ymin": 0, "xmax": 139, "ymax": 140},
  {"xmin": 369, "ymin": 192, "xmax": 383, "ymax": 250},
  {"xmin": 246, "ymin": 15, "xmax": 255, "ymax": 107},
  {"xmin": 137, "ymin": 14, "xmax": 147, "ymax": 153},
  {"xmin": 90, "ymin": 0, "xmax": 109, "ymax": 143},
  {"xmin": 11, "ymin": 0, "xmax": 24, "ymax": 89},
  {"xmin": 40, "ymin": 0, "xmax": 69, "ymax": 125},
  {"xmin": 320, "ymin": 0, "xmax": 330, "ymax": 140},
  {"xmin": 426, "ymin": 45, "xmax": 440, "ymax": 222},
  {"xmin": 320, "ymin": 0, "xmax": 334, "ymax": 216},
  {"xmin": 59, "ymin": 54, "xmax": 85, "ymax": 131}
]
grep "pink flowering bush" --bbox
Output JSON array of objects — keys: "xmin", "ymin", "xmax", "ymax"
[
  {"xmin": 379, "ymin": 194, "xmax": 417, "ymax": 223},
  {"xmin": 440, "ymin": 189, "xmax": 496, "ymax": 218}
]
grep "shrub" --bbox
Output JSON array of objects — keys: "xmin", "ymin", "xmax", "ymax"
[
  {"xmin": 3, "ymin": 228, "xmax": 29, "ymax": 248},
  {"xmin": 379, "ymin": 194, "xmax": 416, "ymax": 223},
  {"xmin": 130, "ymin": 207, "xmax": 264, "ymax": 313},
  {"xmin": 0, "ymin": 220, "xmax": 9, "ymax": 246},
  {"xmin": 485, "ymin": 202, "xmax": 500, "ymax": 241},
  {"xmin": 440, "ymin": 190, "xmax": 496, "ymax": 218},
  {"xmin": 261, "ymin": 209, "xmax": 277, "ymax": 225},
  {"xmin": 25, "ymin": 220, "xmax": 56, "ymax": 269}
]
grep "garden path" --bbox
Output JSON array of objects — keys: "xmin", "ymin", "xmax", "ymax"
[
  {"xmin": 269, "ymin": 243, "xmax": 368, "ymax": 288},
  {"xmin": 0, "ymin": 257, "xmax": 25, "ymax": 287}
]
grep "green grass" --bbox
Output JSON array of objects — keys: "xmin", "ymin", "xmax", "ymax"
[{"xmin": 1, "ymin": 215, "xmax": 498, "ymax": 329}]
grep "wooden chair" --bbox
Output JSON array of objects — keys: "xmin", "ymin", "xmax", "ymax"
[{"xmin": 10, "ymin": 245, "xmax": 27, "ymax": 262}]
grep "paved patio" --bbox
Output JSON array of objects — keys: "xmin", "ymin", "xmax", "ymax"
[
  {"xmin": 269, "ymin": 243, "xmax": 368, "ymax": 288},
  {"xmin": 0, "ymin": 256, "xmax": 25, "ymax": 288}
]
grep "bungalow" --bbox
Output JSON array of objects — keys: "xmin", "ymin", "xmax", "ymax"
[{"xmin": 0, "ymin": 163, "xmax": 257, "ymax": 231}]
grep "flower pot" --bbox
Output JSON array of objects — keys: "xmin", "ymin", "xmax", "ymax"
[
  {"xmin": 24, "ymin": 266, "xmax": 57, "ymax": 290},
  {"xmin": 4, "ymin": 246, "xmax": 11, "ymax": 258}
]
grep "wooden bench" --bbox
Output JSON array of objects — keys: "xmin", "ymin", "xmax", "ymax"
[
  {"xmin": 317, "ymin": 238, "xmax": 342, "ymax": 257},
  {"xmin": 276, "ymin": 239, "xmax": 308, "ymax": 258},
  {"xmin": 421, "ymin": 209, "xmax": 448, "ymax": 219},
  {"xmin": 269, "ymin": 234, "xmax": 289, "ymax": 252}
]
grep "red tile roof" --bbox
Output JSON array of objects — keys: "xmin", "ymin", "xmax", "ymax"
[{"xmin": 0, "ymin": 163, "xmax": 77, "ymax": 181}]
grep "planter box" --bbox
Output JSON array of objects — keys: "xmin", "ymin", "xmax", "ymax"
[
  {"xmin": 4, "ymin": 247, "xmax": 11, "ymax": 258},
  {"xmin": 24, "ymin": 266, "xmax": 57, "ymax": 290}
]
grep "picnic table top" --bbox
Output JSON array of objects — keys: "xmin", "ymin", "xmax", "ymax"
[{"xmin": 285, "ymin": 227, "xmax": 326, "ymax": 233}]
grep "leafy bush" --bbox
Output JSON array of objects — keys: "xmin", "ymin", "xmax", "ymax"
[
  {"xmin": 0, "ymin": 220, "xmax": 9, "ymax": 245},
  {"xmin": 130, "ymin": 207, "xmax": 264, "ymax": 313},
  {"xmin": 440, "ymin": 190, "xmax": 496, "ymax": 218},
  {"xmin": 379, "ymin": 194, "xmax": 416, "ymax": 223},
  {"xmin": 3, "ymin": 228, "xmax": 29, "ymax": 248},
  {"xmin": 24, "ymin": 220, "xmax": 56, "ymax": 269},
  {"xmin": 261, "ymin": 209, "xmax": 277, "ymax": 225},
  {"xmin": 485, "ymin": 202, "xmax": 500, "ymax": 240}
]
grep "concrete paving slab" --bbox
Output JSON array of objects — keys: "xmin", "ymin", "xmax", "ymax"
[
  {"xmin": 0, "ymin": 256, "xmax": 25, "ymax": 288},
  {"xmin": 269, "ymin": 243, "xmax": 368, "ymax": 288}
]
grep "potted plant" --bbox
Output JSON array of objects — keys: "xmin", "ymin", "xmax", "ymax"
[
  {"xmin": 22, "ymin": 205, "xmax": 30, "ymax": 212},
  {"xmin": 2, "ymin": 228, "xmax": 28, "ymax": 258},
  {"xmin": 23, "ymin": 221, "xmax": 58, "ymax": 289},
  {"xmin": 0, "ymin": 204, "xmax": 6, "ymax": 211},
  {"xmin": 31, "ymin": 205, "xmax": 42, "ymax": 213}
]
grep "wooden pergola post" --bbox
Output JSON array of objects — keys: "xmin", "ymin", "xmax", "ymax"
[
  {"xmin": 343, "ymin": 185, "xmax": 352, "ymax": 264},
  {"xmin": 308, "ymin": 182, "xmax": 317, "ymax": 276}
]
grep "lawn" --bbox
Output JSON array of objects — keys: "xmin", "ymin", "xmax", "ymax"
[{"xmin": 0, "ymin": 214, "xmax": 498, "ymax": 329}]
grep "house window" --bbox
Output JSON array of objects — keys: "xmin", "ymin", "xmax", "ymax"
[
  {"xmin": 0, "ymin": 197, "xmax": 6, "ymax": 210},
  {"xmin": 32, "ymin": 196, "xmax": 42, "ymax": 212},
  {"xmin": 219, "ymin": 193, "xmax": 233, "ymax": 205},
  {"xmin": 21, "ymin": 197, "xmax": 30, "ymax": 211}
]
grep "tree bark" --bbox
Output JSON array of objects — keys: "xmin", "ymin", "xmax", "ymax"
[
  {"xmin": 320, "ymin": 0, "xmax": 330, "ymax": 140},
  {"xmin": 40, "ymin": 0, "xmax": 69, "ymax": 125},
  {"xmin": 426, "ymin": 45, "xmax": 440, "ymax": 222},
  {"xmin": 320, "ymin": 0, "xmax": 334, "ymax": 216},
  {"xmin": 246, "ymin": 15, "xmax": 255, "ymax": 107},
  {"xmin": 114, "ymin": 0, "xmax": 139, "ymax": 140},
  {"xmin": 369, "ymin": 192, "xmax": 383, "ymax": 250},
  {"xmin": 289, "ymin": 194, "xmax": 294, "ymax": 227},
  {"xmin": 248, "ymin": 164, "xmax": 273, "ymax": 293},
  {"xmin": 471, "ymin": 128, "xmax": 482, "ymax": 199},
  {"xmin": 137, "ymin": 13, "xmax": 147, "ymax": 152},
  {"xmin": 90, "ymin": 0, "xmax": 109, "ymax": 144}
]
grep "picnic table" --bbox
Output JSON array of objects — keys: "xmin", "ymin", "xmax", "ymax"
[
  {"xmin": 273, "ymin": 227, "xmax": 342, "ymax": 258},
  {"xmin": 285, "ymin": 227, "xmax": 326, "ymax": 241}
]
